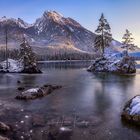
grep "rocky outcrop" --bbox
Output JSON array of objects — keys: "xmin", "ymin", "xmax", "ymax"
[
  {"xmin": 88, "ymin": 53, "xmax": 136, "ymax": 74},
  {"xmin": 121, "ymin": 96, "xmax": 140, "ymax": 125},
  {"xmin": 16, "ymin": 85, "xmax": 62, "ymax": 100},
  {"xmin": 0, "ymin": 59, "xmax": 42, "ymax": 74},
  {"xmin": 0, "ymin": 59, "xmax": 22, "ymax": 73},
  {"xmin": 116, "ymin": 56, "xmax": 136, "ymax": 74},
  {"xmin": 20, "ymin": 66, "xmax": 42, "ymax": 74}
]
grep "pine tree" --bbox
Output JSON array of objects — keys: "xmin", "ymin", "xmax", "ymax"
[
  {"xmin": 19, "ymin": 37, "xmax": 37, "ymax": 70},
  {"xmin": 122, "ymin": 29, "xmax": 135, "ymax": 51},
  {"xmin": 94, "ymin": 13, "xmax": 112, "ymax": 57}
]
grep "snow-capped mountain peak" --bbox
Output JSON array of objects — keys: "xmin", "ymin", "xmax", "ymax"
[
  {"xmin": 0, "ymin": 16, "xmax": 17, "ymax": 23},
  {"xmin": 44, "ymin": 11, "xmax": 63, "ymax": 22},
  {"xmin": 34, "ymin": 11, "xmax": 65, "ymax": 34},
  {"xmin": 17, "ymin": 18, "xmax": 32, "ymax": 28},
  {"xmin": 0, "ymin": 16, "xmax": 32, "ymax": 29},
  {"xmin": 0, "ymin": 16, "xmax": 7, "ymax": 22}
]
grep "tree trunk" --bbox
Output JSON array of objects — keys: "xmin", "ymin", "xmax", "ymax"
[
  {"xmin": 5, "ymin": 25, "xmax": 8, "ymax": 71},
  {"xmin": 101, "ymin": 29, "xmax": 104, "ymax": 57}
]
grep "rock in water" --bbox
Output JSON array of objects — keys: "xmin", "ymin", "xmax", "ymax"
[
  {"xmin": 20, "ymin": 66, "xmax": 42, "ymax": 74},
  {"xmin": 16, "ymin": 85, "xmax": 62, "ymax": 100},
  {"xmin": 88, "ymin": 53, "xmax": 136, "ymax": 74},
  {"xmin": 0, "ymin": 59, "xmax": 42, "ymax": 73},
  {"xmin": 116, "ymin": 56, "xmax": 136, "ymax": 74},
  {"xmin": 0, "ymin": 135, "xmax": 9, "ymax": 140},
  {"xmin": 0, "ymin": 59, "xmax": 22, "ymax": 73},
  {"xmin": 0, "ymin": 122, "xmax": 10, "ymax": 132},
  {"xmin": 121, "ymin": 95, "xmax": 140, "ymax": 125}
]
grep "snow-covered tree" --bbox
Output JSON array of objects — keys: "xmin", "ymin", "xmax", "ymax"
[
  {"xmin": 122, "ymin": 29, "xmax": 135, "ymax": 51},
  {"xmin": 94, "ymin": 13, "xmax": 112, "ymax": 56},
  {"xmin": 19, "ymin": 37, "xmax": 37, "ymax": 70}
]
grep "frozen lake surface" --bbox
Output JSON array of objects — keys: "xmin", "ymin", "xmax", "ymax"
[{"xmin": 0, "ymin": 61, "xmax": 140, "ymax": 140}]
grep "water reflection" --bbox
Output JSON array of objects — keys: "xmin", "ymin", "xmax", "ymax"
[
  {"xmin": 39, "ymin": 60, "xmax": 93, "ymax": 70},
  {"xmin": 0, "ymin": 61, "xmax": 140, "ymax": 139}
]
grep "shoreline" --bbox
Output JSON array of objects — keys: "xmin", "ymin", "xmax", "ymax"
[{"xmin": 38, "ymin": 60, "xmax": 94, "ymax": 63}]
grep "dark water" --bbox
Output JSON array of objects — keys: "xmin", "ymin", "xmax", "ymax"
[{"xmin": 0, "ymin": 61, "xmax": 140, "ymax": 140}]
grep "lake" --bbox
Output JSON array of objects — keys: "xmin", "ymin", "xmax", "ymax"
[{"xmin": 0, "ymin": 61, "xmax": 140, "ymax": 140}]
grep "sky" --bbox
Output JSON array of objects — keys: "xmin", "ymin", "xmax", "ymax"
[{"xmin": 0, "ymin": 0, "xmax": 140, "ymax": 46}]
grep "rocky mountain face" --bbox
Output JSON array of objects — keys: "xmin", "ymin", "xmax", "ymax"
[
  {"xmin": 0, "ymin": 11, "xmax": 139, "ymax": 55},
  {"xmin": 0, "ymin": 11, "xmax": 96, "ymax": 55}
]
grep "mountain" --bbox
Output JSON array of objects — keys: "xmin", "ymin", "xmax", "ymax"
[{"xmin": 0, "ymin": 11, "xmax": 139, "ymax": 56}]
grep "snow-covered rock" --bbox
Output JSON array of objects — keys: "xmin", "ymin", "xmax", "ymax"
[
  {"xmin": 87, "ymin": 52, "xmax": 136, "ymax": 74},
  {"xmin": 0, "ymin": 121, "xmax": 10, "ymax": 131},
  {"xmin": 16, "ymin": 85, "xmax": 62, "ymax": 100},
  {"xmin": 121, "ymin": 95, "xmax": 140, "ymax": 125},
  {"xmin": 0, "ymin": 59, "xmax": 23, "ymax": 72},
  {"xmin": 0, "ymin": 58, "xmax": 41, "ymax": 73},
  {"xmin": 0, "ymin": 135, "xmax": 9, "ymax": 140}
]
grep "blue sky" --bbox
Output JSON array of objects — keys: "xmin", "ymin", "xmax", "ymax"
[{"xmin": 1, "ymin": 0, "xmax": 140, "ymax": 46}]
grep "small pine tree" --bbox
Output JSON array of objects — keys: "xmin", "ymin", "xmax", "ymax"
[
  {"xmin": 122, "ymin": 29, "xmax": 135, "ymax": 51},
  {"xmin": 94, "ymin": 13, "xmax": 112, "ymax": 57},
  {"xmin": 19, "ymin": 37, "xmax": 37, "ymax": 70}
]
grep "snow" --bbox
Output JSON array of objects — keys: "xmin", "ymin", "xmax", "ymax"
[
  {"xmin": 47, "ymin": 11, "xmax": 64, "ymax": 23},
  {"xmin": 0, "ymin": 59, "xmax": 23, "ymax": 72},
  {"xmin": 17, "ymin": 18, "xmax": 32, "ymax": 29},
  {"xmin": 23, "ymin": 88, "xmax": 40, "ymax": 94},
  {"xmin": 0, "ymin": 16, "xmax": 32, "ymax": 29},
  {"xmin": 88, "ymin": 51, "xmax": 136, "ymax": 73},
  {"xmin": 67, "ymin": 26, "xmax": 74, "ymax": 32},
  {"xmin": 0, "ymin": 16, "xmax": 8, "ymax": 22},
  {"xmin": 129, "ymin": 96, "xmax": 140, "ymax": 115}
]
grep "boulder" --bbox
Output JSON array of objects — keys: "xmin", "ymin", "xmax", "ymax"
[
  {"xmin": 121, "ymin": 96, "xmax": 140, "ymax": 125},
  {"xmin": 0, "ymin": 122, "xmax": 10, "ymax": 132},
  {"xmin": 16, "ymin": 85, "xmax": 62, "ymax": 100},
  {"xmin": 0, "ymin": 135, "xmax": 9, "ymax": 140}
]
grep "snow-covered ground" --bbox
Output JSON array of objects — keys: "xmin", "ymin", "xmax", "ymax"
[{"xmin": 0, "ymin": 59, "xmax": 22, "ymax": 72}]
